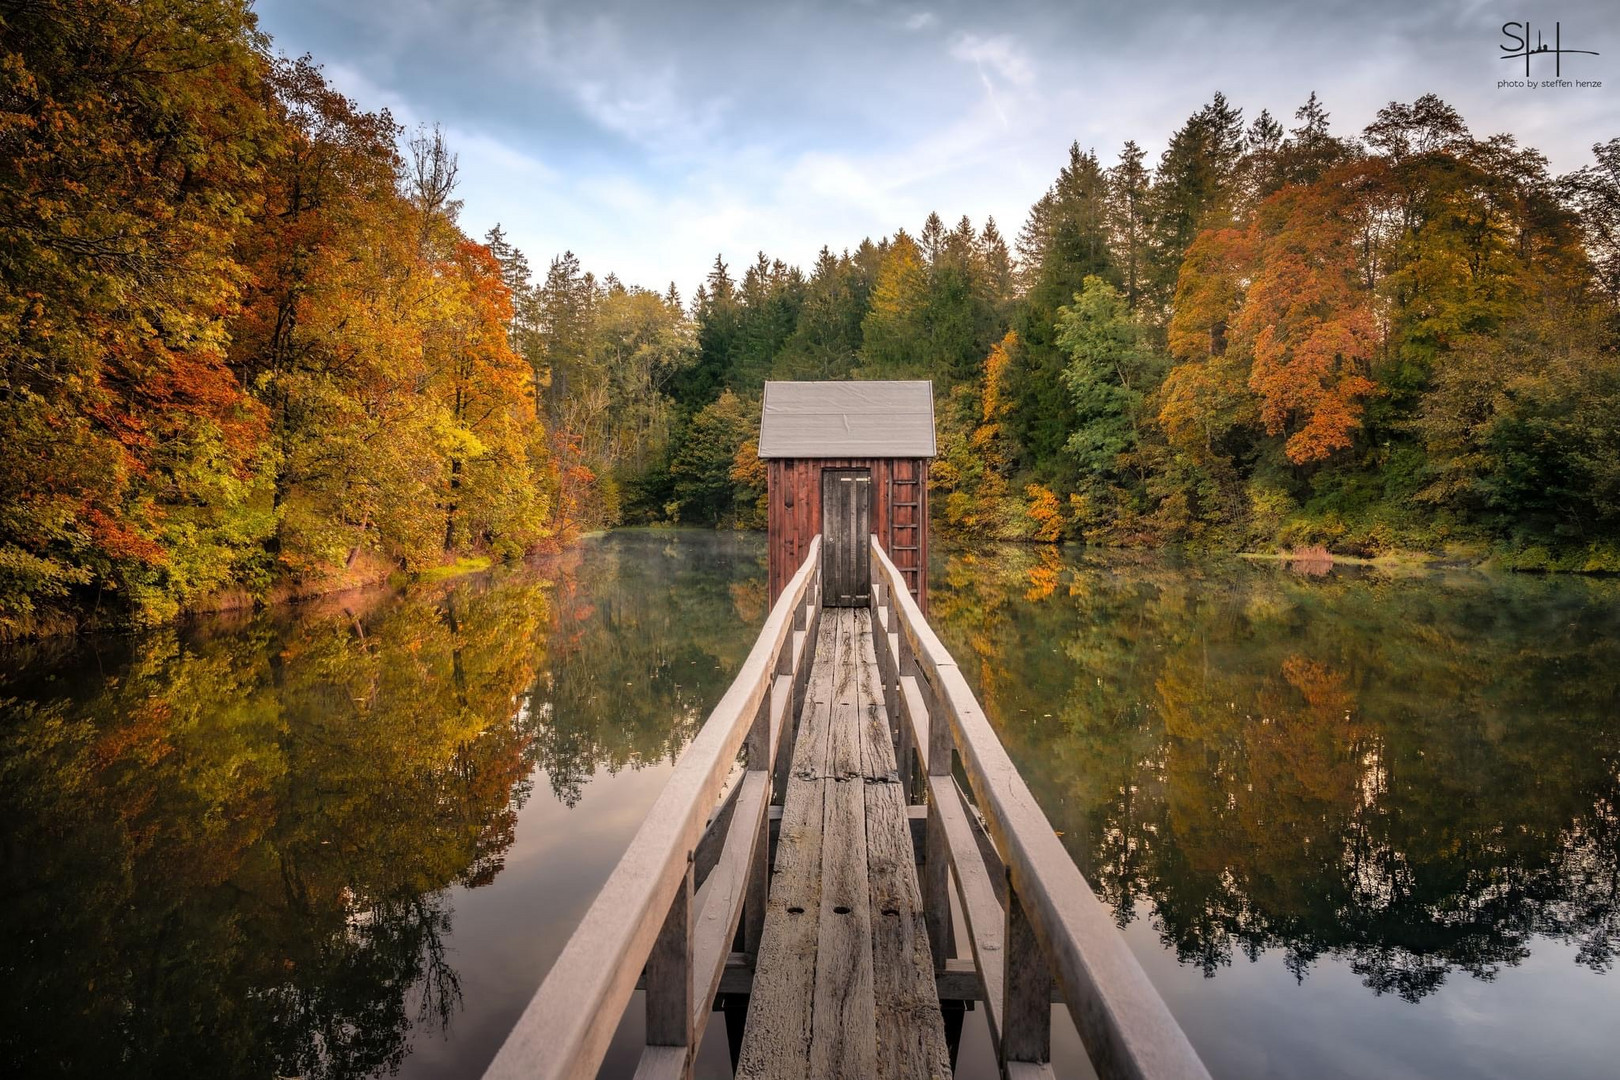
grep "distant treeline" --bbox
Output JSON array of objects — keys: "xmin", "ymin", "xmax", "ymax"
[
  {"xmin": 4, "ymin": 2, "xmax": 1620, "ymax": 637},
  {"xmin": 629, "ymin": 93, "xmax": 1620, "ymax": 574}
]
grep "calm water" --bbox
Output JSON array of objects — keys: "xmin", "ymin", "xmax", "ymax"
[{"xmin": 2, "ymin": 531, "xmax": 1617, "ymax": 1079}]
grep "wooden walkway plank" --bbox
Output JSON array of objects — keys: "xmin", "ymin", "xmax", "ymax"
[
  {"xmin": 809, "ymin": 610, "xmax": 878, "ymax": 1078},
  {"xmin": 735, "ymin": 614, "xmax": 840, "ymax": 1080},
  {"xmin": 854, "ymin": 610, "xmax": 953, "ymax": 1080},
  {"xmin": 739, "ymin": 607, "xmax": 951, "ymax": 1080}
]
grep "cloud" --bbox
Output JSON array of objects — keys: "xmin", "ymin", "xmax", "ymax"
[
  {"xmin": 255, "ymin": 0, "xmax": 1620, "ymax": 295},
  {"xmin": 948, "ymin": 32, "xmax": 1036, "ymax": 89}
]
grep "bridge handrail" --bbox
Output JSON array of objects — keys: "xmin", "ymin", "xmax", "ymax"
[
  {"xmin": 870, "ymin": 535, "xmax": 1211, "ymax": 1080},
  {"xmin": 483, "ymin": 536, "xmax": 823, "ymax": 1080}
]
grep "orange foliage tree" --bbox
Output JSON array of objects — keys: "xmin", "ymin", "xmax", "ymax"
[
  {"xmin": 1237, "ymin": 179, "xmax": 1380, "ymax": 463},
  {"xmin": 1161, "ymin": 180, "xmax": 1380, "ymax": 468}
]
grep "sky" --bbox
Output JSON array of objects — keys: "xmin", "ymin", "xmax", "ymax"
[{"xmin": 254, "ymin": 0, "xmax": 1617, "ymax": 295}]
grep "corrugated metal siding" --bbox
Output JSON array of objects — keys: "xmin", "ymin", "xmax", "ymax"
[{"xmin": 758, "ymin": 381, "xmax": 935, "ymax": 459}]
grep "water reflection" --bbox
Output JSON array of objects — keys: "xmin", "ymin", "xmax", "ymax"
[
  {"xmin": 537, "ymin": 533, "xmax": 764, "ymax": 806},
  {"xmin": 930, "ymin": 546, "xmax": 1620, "ymax": 1004},
  {"xmin": 0, "ymin": 530, "xmax": 766, "ymax": 1079},
  {"xmin": 6, "ymin": 531, "xmax": 1616, "ymax": 1079}
]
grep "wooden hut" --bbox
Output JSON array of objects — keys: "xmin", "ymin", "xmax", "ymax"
[{"xmin": 758, "ymin": 380, "xmax": 934, "ymax": 611}]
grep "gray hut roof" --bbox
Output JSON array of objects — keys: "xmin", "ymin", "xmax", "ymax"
[{"xmin": 757, "ymin": 380, "xmax": 936, "ymax": 459}]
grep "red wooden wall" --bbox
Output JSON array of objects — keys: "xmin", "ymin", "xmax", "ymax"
[{"xmin": 767, "ymin": 457, "xmax": 929, "ymax": 612}]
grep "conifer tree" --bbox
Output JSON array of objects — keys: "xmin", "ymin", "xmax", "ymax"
[
  {"xmin": 978, "ymin": 218, "xmax": 1015, "ymax": 301},
  {"xmin": 1278, "ymin": 92, "xmax": 1348, "ymax": 186},
  {"xmin": 1146, "ymin": 93, "xmax": 1247, "ymax": 308},
  {"xmin": 1107, "ymin": 142, "xmax": 1153, "ymax": 312},
  {"xmin": 860, "ymin": 230, "xmax": 930, "ymax": 377},
  {"xmin": 485, "ymin": 224, "xmax": 545, "ymax": 415},
  {"xmin": 1009, "ymin": 145, "xmax": 1116, "ymax": 469},
  {"xmin": 920, "ymin": 212, "xmax": 948, "ymax": 262},
  {"xmin": 539, "ymin": 252, "xmax": 597, "ymax": 421}
]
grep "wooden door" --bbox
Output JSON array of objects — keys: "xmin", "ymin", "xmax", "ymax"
[{"xmin": 821, "ymin": 468, "xmax": 871, "ymax": 606}]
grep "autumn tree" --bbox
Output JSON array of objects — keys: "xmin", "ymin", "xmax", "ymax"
[
  {"xmin": 1158, "ymin": 227, "xmax": 1256, "ymax": 465},
  {"xmin": 0, "ymin": 0, "xmax": 277, "ymax": 632},
  {"xmin": 429, "ymin": 240, "xmax": 550, "ymax": 556},
  {"xmin": 1238, "ymin": 179, "xmax": 1380, "ymax": 464},
  {"xmin": 1413, "ymin": 306, "xmax": 1620, "ymax": 551},
  {"xmin": 860, "ymin": 230, "xmax": 931, "ymax": 377},
  {"xmin": 1, "ymin": 8, "xmax": 568, "ymax": 633}
]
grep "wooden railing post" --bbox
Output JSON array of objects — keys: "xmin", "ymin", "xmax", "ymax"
[
  {"xmin": 780, "ymin": 571, "xmax": 817, "ymax": 806},
  {"xmin": 921, "ymin": 669, "xmax": 954, "ymax": 973},
  {"xmin": 895, "ymin": 620, "xmax": 917, "ymax": 803},
  {"xmin": 774, "ymin": 616, "xmax": 794, "ymax": 682},
  {"xmin": 645, "ymin": 856, "xmax": 696, "ymax": 1063},
  {"xmin": 792, "ymin": 582, "xmax": 809, "ymax": 718},
  {"xmin": 1001, "ymin": 877, "xmax": 1052, "ymax": 1072},
  {"xmin": 744, "ymin": 685, "xmax": 773, "ymax": 957}
]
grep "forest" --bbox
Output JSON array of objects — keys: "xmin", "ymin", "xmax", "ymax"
[{"xmin": 4, "ymin": 0, "xmax": 1620, "ymax": 636}]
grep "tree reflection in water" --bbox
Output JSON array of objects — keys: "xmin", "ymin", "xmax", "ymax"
[
  {"xmin": 532, "ymin": 532, "xmax": 763, "ymax": 807},
  {"xmin": 930, "ymin": 545, "xmax": 1620, "ymax": 1004},
  {"xmin": 0, "ymin": 530, "xmax": 766, "ymax": 1079},
  {"xmin": 6, "ymin": 532, "xmax": 1613, "ymax": 1077}
]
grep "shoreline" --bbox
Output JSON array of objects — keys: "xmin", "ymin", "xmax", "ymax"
[{"xmin": 6, "ymin": 526, "xmax": 1615, "ymax": 644}]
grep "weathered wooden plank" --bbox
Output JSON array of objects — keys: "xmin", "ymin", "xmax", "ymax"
[
  {"xmin": 780, "ymin": 623, "xmax": 813, "ymax": 805},
  {"xmin": 938, "ymin": 957, "xmax": 1065, "ymax": 1003},
  {"xmin": 808, "ymin": 610, "xmax": 878, "ymax": 1078},
  {"xmin": 854, "ymin": 610, "xmax": 952, "ymax": 1080},
  {"xmin": 898, "ymin": 675, "xmax": 929, "ymax": 773},
  {"xmin": 765, "ymin": 673, "xmax": 792, "ymax": 777},
  {"xmin": 962, "ymin": 778, "xmax": 1009, "ymax": 907},
  {"xmin": 706, "ymin": 952, "xmax": 1069, "ymax": 1003},
  {"xmin": 631, "ymin": 1044, "xmax": 689, "ymax": 1080},
  {"xmin": 1005, "ymin": 1062, "xmax": 1058, "ymax": 1080},
  {"xmin": 693, "ymin": 771, "xmax": 745, "ymax": 888},
  {"xmin": 888, "ymin": 630, "xmax": 907, "ymax": 770},
  {"xmin": 930, "ymin": 772, "xmax": 1006, "ymax": 1044},
  {"xmin": 1003, "ymin": 883, "xmax": 1054, "ymax": 1070},
  {"xmin": 693, "ymin": 770, "xmax": 770, "ymax": 1030},
  {"xmin": 735, "ymin": 613, "xmax": 840, "ymax": 1080},
  {"xmin": 900, "ymin": 670, "xmax": 926, "ymax": 799},
  {"xmin": 869, "ymin": 597, "xmax": 898, "ymax": 735},
  {"xmin": 644, "ymin": 859, "xmax": 694, "ymax": 1052},
  {"xmin": 921, "ymin": 668, "xmax": 954, "ymax": 973}
]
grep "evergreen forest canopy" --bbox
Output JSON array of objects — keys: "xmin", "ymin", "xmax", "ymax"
[{"xmin": 4, "ymin": 0, "xmax": 1620, "ymax": 637}]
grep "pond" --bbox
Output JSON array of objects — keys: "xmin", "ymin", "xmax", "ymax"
[{"xmin": 1, "ymin": 529, "xmax": 1616, "ymax": 1079}]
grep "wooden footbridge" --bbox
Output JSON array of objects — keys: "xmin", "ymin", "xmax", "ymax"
[{"xmin": 482, "ymin": 533, "xmax": 1212, "ymax": 1080}]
